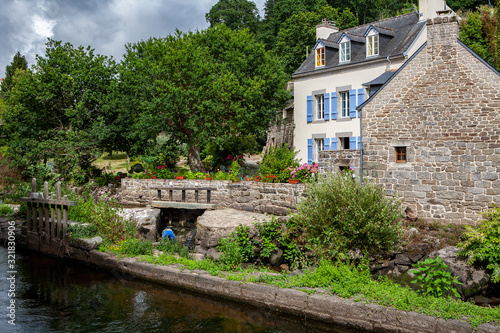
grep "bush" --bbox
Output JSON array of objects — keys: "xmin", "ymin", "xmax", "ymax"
[
  {"xmin": 0, "ymin": 204, "xmax": 14, "ymax": 216},
  {"xmin": 409, "ymin": 257, "xmax": 461, "ymax": 298},
  {"xmin": 459, "ymin": 205, "xmax": 500, "ymax": 283},
  {"xmin": 294, "ymin": 173, "xmax": 404, "ymax": 260},
  {"xmin": 156, "ymin": 238, "xmax": 190, "ymax": 258},
  {"xmin": 67, "ymin": 223, "xmax": 98, "ymax": 239},
  {"xmin": 259, "ymin": 145, "xmax": 299, "ymax": 183}
]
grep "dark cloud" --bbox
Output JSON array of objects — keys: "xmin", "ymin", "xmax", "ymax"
[{"xmin": 0, "ymin": 0, "xmax": 265, "ymax": 77}]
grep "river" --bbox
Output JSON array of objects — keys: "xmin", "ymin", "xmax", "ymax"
[{"xmin": 0, "ymin": 246, "xmax": 364, "ymax": 333}]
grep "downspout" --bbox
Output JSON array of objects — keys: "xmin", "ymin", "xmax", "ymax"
[{"xmin": 359, "ymin": 105, "xmax": 363, "ymax": 185}]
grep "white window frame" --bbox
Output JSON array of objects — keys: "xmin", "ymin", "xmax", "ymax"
[
  {"xmin": 366, "ymin": 31, "xmax": 379, "ymax": 57},
  {"xmin": 339, "ymin": 36, "xmax": 350, "ymax": 63},
  {"xmin": 316, "ymin": 94, "xmax": 325, "ymax": 120},
  {"xmin": 315, "ymin": 138, "xmax": 325, "ymax": 161},
  {"xmin": 340, "ymin": 91, "xmax": 350, "ymax": 118},
  {"xmin": 315, "ymin": 44, "xmax": 325, "ymax": 68}
]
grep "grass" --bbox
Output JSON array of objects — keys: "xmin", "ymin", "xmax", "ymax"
[
  {"xmin": 93, "ymin": 152, "xmax": 129, "ymax": 173},
  {"xmin": 100, "ymin": 245, "xmax": 500, "ymax": 329}
]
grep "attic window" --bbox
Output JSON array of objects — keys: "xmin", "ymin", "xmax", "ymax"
[
  {"xmin": 339, "ymin": 36, "xmax": 350, "ymax": 63},
  {"xmin": 366, "ymin": 31, "xmax": 379, "ymax": 57},
  {"xmin": 315, "ymin": 44, "xmax": 325, "ymax": 67}
]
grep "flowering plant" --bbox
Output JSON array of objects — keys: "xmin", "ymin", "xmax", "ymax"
[
  {"xmin": 157, "ymin": 165, "xmax": 174, "ymax": 179},
  {"xmin": 289, "ymin": 163, "xmax": 319, "ymax": 182}
]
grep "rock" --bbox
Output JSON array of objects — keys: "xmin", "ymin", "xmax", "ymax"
[
  {"xmin": 191, "ymin": 253, "xmax": 205, "ymax": 261},
  {"xmin": 118, "ymin": 208, "xmax": 161, "ymax": 240},
  {"xmin": 405, "ymin": 207, "xmax": 418, "ymax": 222},
  {"xmin": 280, "ymin": 264, "xmax": 290, "ymax": 271},
  {"xmin": 269, "ymin": 248, "xmax": 284, "ymax": 266},
  {"xmin": 195, "ymin": 208, "xmax": 268, "ymax": 250},
  {"xmin": 427, "ymin": 246, "xmax": 491, "ymax": 298},
  {"xmin": 194, "ymin": 246, "xmax": 207, "ymax": 255},
  {"xmin": 404, "ymin": 227, "xmax": 419, "ymax": 239},
  {"xmin": 394, "ymin": 253, "xmax": 412, "ymax": 266},
  {"xmin": 207, "ymin": 248, "xmax": 221, "ymax": 261},
  {"xmin": 71, "ymin": 236, "xmax": 103, "ymax": 250}
]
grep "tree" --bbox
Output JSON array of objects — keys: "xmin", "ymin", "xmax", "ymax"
[
  {"xmin": 206, "ymin": 0, "xmax": 260, "ymax": 33},
  {"xmin": 459, "ymin": 5, "xmax": 498, "ymax": 70},
  {"xmin": 274, "ymin": 5, "xmax": 358, "ymax": 75},
  {"xmin": 0, "ymin": 52, "xmax": 28, "ymax": 99},
  {"xmin": 3, "ymin": 40, "xmax": 121, "ymax": 179},
  {"xmin": 119, "ymin": 25, "xmax": 290, "ymax": 172}
]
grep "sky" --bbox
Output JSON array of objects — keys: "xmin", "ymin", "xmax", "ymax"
[{"xmin": 0, "ymin": 0, "xmax": 266, "ymax": 78}]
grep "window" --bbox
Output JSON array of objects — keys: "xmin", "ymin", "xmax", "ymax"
[
  {"xmin": 395, "ymin": 147, "xmax": 407, "ymax": 163},
  {"xmin": 315, "ymin": 138, "xmax": 325, "ymax": 161},
  {"xmin": 340, "ymin": 41, "xmax": 350, "ymax": 63},
  {"xmin": 340, "ymin": 91, "xmax": 350, "ymax": 118},
  {"xmin": 316, "ymin": 94, "xmax": 324, "ymax": 120},
  {"xmin": 340, "ymin": 137, "xmax": 350, "ymax": 150},
  {"xmin": 367, "ymin": 34, "xmax": 379, "ymax": 57},
  {"xmin": 316, "ymin": 45, "xmax": 325, "ymax": 67}
]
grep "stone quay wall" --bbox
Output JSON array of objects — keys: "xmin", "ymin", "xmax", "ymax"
[{"xmin": 120, "ymin": 179, "xmax": 306, "ymax": 216}]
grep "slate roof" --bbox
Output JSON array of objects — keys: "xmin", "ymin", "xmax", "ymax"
[
  {"xmin": 293, "ymin": 12, "xmax": 425, "ymax": 77},
  {"xmin": 362, "ymin": 71, "xmax": 396, "ymax": 86}
]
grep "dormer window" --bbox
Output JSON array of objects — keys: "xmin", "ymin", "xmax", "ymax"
[
  {"xmin": 365, "ymin": 28, "xmax": 379, "ymax": 57},
  {"xmin": 315, "ymin": 44, "xmax": 325, "ymax": 67},
  {"xmin": 339, "ymin": 35, "xmax": 351, "ymax": 63}
]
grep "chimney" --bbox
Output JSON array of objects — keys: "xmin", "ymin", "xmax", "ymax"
[
  {"xmin": 316, "ymin": 19, "xmax": 338, "ymax": 40},
  {"xmin": 419, "ymin": 0, "xmax": 454, "ymax": 20},
  {"xmin": 427, "ymin": 15, "xmax": 459, "ymax": 57}
]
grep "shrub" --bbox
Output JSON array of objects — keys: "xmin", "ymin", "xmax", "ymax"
[
  {"xmin": 67, "ymin": 223, "xmax": 98, "ymax": 239},
  {"xmin": 0, "ymin": 204, "xmax": 14, "ymax": 216},
  {"xmin": 459, "ymin": 205, "xmax": 500, "ymax": 283},
  {"xmin": 409, "ymin": 257, "xmax": 461, "ymax": 298},
  {"xmin": 294, "ymin": 173, "xmax": 404, "ymax": 260},
  {"xmin": 156, "ymin": 238, "xmax": 190, "ymax": 258},
  {"xmin": 289, "ymin": 163, "xmax": 319, "ymax": 182},
  {"xmin": 259, "ymin": 145, "xmax": 299, "ymax": 183}
]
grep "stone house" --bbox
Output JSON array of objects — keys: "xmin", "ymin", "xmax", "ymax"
[
  {"xmin": 292, "ymin": 0, "xmax": 454, "ymax": 166},
  {"xmin": 291, "ymin": 0, "xmax": 500, "ymax": 224},
  {"xmin": 357, "ymin": 15, "xmax": 500, "ymax": 224}
]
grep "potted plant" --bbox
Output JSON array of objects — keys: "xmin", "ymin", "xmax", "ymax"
[
  {"xmin": 205, "ymin": 173, "xmax": 212, "ymax": 180},
  {"xmin": 289, "ymin": 163, "xmax": 319, "ymax": 183},
  {"xmin": 175, "ymin": 172, "xmax": 185, "ymax": 180},
  {"xmin": 288, "ymin": 178, "xmax": 300, "ymax": 184},
  {"xmin": 254, "ymin": 175, "xmax": 261, "ymax": 182}
]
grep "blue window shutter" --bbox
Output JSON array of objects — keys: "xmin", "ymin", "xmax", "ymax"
[
  {"xmin": 324, "ymin": 93, "xmax": 330, "ymax": 120},
  {"xmin": 324, "ymin": 138, "xmax": 330, "ymax": 150},
  {"xmin": 349, "ymin": 89, "xmax": 356, "ymax": 118},
  {"xmin": 357, "ymin": 136, "xmax": 361, "ymax": 149},
  {"xmin": 331, "ymin": 92, "xmax": 337, "ymax": 120},
  {"xmin": 357, "ymin": 88, "xmax": 364, "ymax": 118},
  {"xmin": 307, "ymin": 95, "xmax": 313, "ymax": 122},
  {"xmin": 349, "ymin": 137, "xmax": 356, "ymax": 149},
  {"xmin": 331, "ymin": 138, "xmax": 338, "ymax": 150},
  {"xmin": 307, "ymin": 139, "xmax": 313, "ymax": 164}
]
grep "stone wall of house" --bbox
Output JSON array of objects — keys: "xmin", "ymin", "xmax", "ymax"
[
  {"xmin": 318, "ymin": 149, "xmax": 361, "ymax": 175},
  {"xmin": 120, "ymin": 179, "xmax": 306, "ymax": 216},
  {"xmin": 361, "ymin": 16, "xmax": 500, "ymax": 224},
  {"xmin": 264, "ymin": 118, "xmax": 294, "ymax": 155}
]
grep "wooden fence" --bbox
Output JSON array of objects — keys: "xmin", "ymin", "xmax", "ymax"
[{"xmin": 20, "ymin": 179, "xmax": 77, "ymax": 239}]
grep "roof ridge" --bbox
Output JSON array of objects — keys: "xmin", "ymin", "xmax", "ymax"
[{"xmin": 332, "ymin": 11, "xmax": 418, "ymax": 37}]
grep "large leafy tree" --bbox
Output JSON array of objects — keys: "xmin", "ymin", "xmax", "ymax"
[
  {"xmin": 459, "ymin": 5, "xmax": 498, "ymax": 70},
  {"xmin": 274, "ymin": 5, "xmax": 358, "ymax": 75},
  {"xmin": 206, "ymin": 0, "xmax": 260, "ymax": 33},
  {"xmin": 0, "ymin": 52, "xmax": 28, "ymax": 99},
  {"xmin": 120, "ymin": 25, "xmax": 290, "ymax": 171},
  {"xmin": 3, "ymin": 40, "xmax": 121, "ymax": 178}
]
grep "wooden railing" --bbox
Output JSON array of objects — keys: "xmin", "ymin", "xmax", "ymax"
[{"xmin": 19, "ymin": 179, "xmax": 77, "ymax": 239}]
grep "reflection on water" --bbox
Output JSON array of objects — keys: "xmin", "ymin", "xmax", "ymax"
[{"xmin": 0, "ymin": 247, "xmax": 363, "ymax": 333}]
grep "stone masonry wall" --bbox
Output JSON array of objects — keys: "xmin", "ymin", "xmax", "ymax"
[
  {"xmin": 361, "ymin": 16, "xmax": 500, "ymax": 224},
  {"xmin": 120, "ymin": 179, "xmax": 306, "ymax": 216},
  {"xmin": 318, "ymin": 149, "xmax": 361, "ymax": 175}
]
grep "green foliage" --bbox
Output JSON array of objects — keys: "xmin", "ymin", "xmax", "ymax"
[
  {"xmin": 0, "ymin": 204, "xmax": 14, "ymax": 216},
  {"xmin": 0, "ymin": 51, "xmax": 28, "ymax": 99},
  {"xmin": 104, "ymin": 238, "xmax": 154, "ymax": 257},
  {"xmin": 202, "ymin": 134, "xmax": 261, "ymax": 170},
  {"xmin": 156, "ymin": 238, "xmax": 190, "ymax": 258},
  {"xmin": 185, "ymin": 171, "xmax": 206, "ymax": 179},
  {"xmin": 409, "ymin": 257, "xmax": 462, "ymax": 298},
  {"xmin": 120, "ymin": 25, "xmax": 289, "ymax": 172},
  {"xmin": 259, "ymin": 145, "xmax": 299, "ymax": 183},
  {"xmin": 95, "ymin": 173, "xmax": 115, "ymax": 187},
  {"xmin": 3, "ymin": 40, "xmax": 122, "ymax": 180},
  {"xmin": 67, "ymin": 223, "xmax": 98, "ymax": 239},
  {"xmin": 68, "ymin": 191, "xmax": 136, "ymax": 243},
  {"xmin": 218, "ymin": 236, "xmax": 246, "ymax": 269},
  {"xmin": 459, "ymin": 5, "xmax": 499, "ymax": 70},
  {"xmin": 138, "ymin": 135, "xmax": 184, "ymax": 169},
  {"xmin": 459, "ymin": 205, "xmax": 500, "ymax": 283},
  {"xmin": 206, "ymin": 0, "xmax": 260, "ymax": 33},
  {"xmin": 295, "ymin": 173, "xmax": 403, "ymax": 260}
]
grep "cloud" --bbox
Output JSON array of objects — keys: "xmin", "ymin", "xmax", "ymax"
[{"xmin": 0, "ymin": 0, "xmax": 266, "ymax": 77}]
